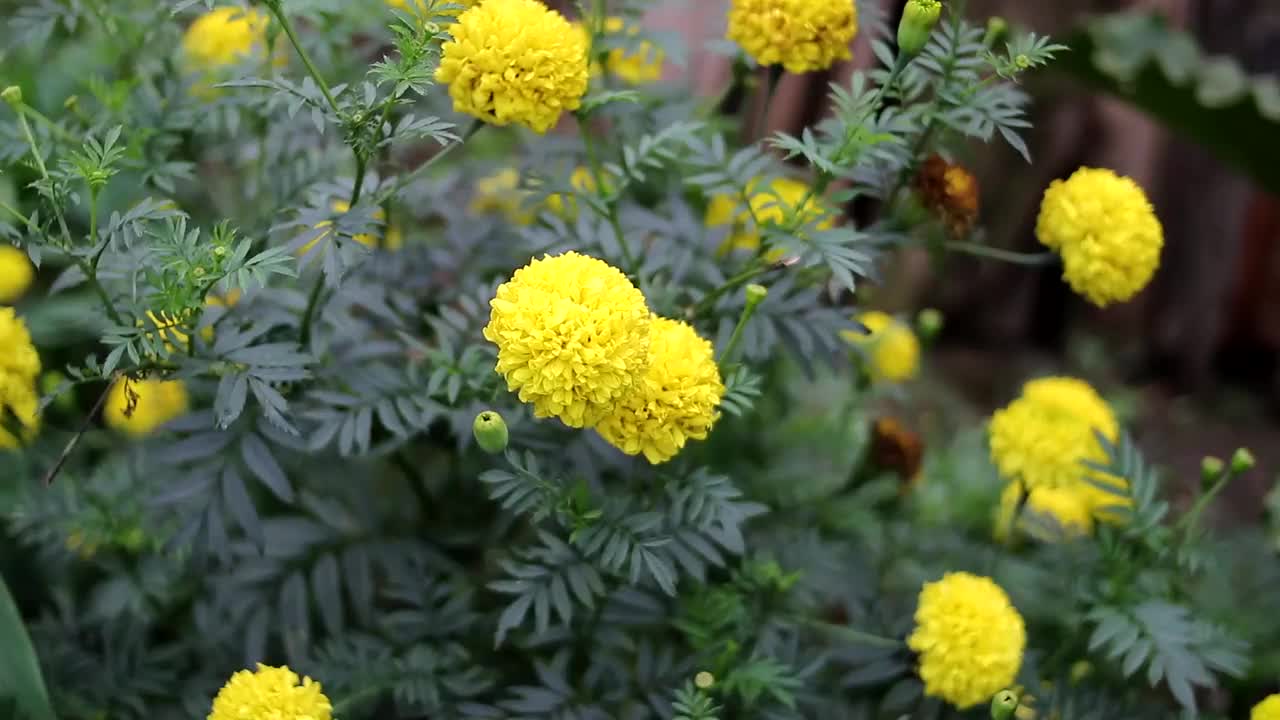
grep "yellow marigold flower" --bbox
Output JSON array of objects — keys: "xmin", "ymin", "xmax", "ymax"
[
  {"xmin": 907, "ymin": 572, "xmax": 1026, "ymax": 710},
  {"xmin": 301, "ymin": 200, "xmax": 402, "ymax": 255},
  {"xmin": 208, "ymin": 664, "xmax": 332, "ymax": 720},
  {"xmin": 726, "ymin": 0, "xmax": 857, "ymax": 74},
  {"xmin": 1253, "ymin": 694, "xmax": 1280, "ymax": 720},
  {"xmin": 183, "ymin": 6, "xmax": 271, "ymax": 67},
  {"xmin": 1036, "ymin": 167, "xmax": 1164, "ymax": 307},
  {"xmin": 0, "ymin": 245, "xmax": 34, "ymax": 304},
  {"xmin": 206, "ymin": 288, "xmax": 243, "ymax": 308},
  {"xmin": 483, "ymin": 251, "xmax": 650, "ymax": 428},
  {"xmin": 0, "ymin": 307, "xmax": 41, "ymax": 383},
  {"xmin": 995, "ymin": 482, "xmax": 1093, "ymax": 542},
  {"xmin": 595, "ymin": 316, "xmax": 725, "ymax": 464},
  {"xmin": 544, "ymin": 166, "xmax": 613, "ymax": 219},
  {"xmin": 471, "ymin": 168, "xmax": 535, "ymax": 225},
  {"xmin": 435, "ymin": 0, "xmax": 589, "ymax": 134},
  {"xmin": 841, "ymin": 311, "xmax": 920, "ymax": 382},
  {"xmin": 705, "ymin": 176, "xmax": 831, "ymax": 258},
  {"xmin": 0, "ymin": 374, "xmax": 40, "ymax": 449},
  {"xmin": 597, "ymin": 17, "xmax": 665, "ymax": 84},
  {"xmin": 104, "ymin": 377, "xmax": 190, "ymax": 437}
]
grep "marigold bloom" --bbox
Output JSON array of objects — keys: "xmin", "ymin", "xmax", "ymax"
[
  {"xmin": 916, "ymin": 154, "xmax": 979, "ymax": 237},
  {"xmin": 0, "ymin": 245, "xmax": 34, "ymax": 304},
  {"xmin": 301, "ymin": 200, "xmax": 402, "ymax": 255},
  {"xmin": 483, "ymin": 252, "xmax": 650, "ymax": 428},
  {"xmin": 841, "ymin": 311, "xmax": 920, "ymax": 382},
  {"xmin": 705, "ymin": 176, "xmax": 831, "ymax": 257},
  {"xmin": 726, "ymin": 0, "xmax": 857, "ymax": 73},
  {"xmin": 1253, "ymin": 694, "xmax": 1280, "ymax": 720},
  {"xmin": 0, "ymin": 374, "xmax": 40, "ymax": 448},
  {"xmin": 208, "ymin": 664, "xmax": 332, "ymax": 720},
  {"xmin": 183, "ymin": 6, "xmax": 273, "ymax": 68},
  {"xmin": 435, "ymin": 0, "xmax": 589, "ymax": 133},
  {"xmin": 595, "ymin": 316, "xmax": 724, "ymax": 464},
  {"xmin": 545, "ymin": 166, "xmax": 613, "ymax": 219},
  {"xmin": 104, "ymin": 377, "xmax": 190, "ymax": 437},
  {"xmin": 471, "ymin": 168, "xmax": 535, "ymax": 225},
  {"xmin": 0, "ymin": 307, "xmax": 40, "ymax": 383},
  {"xmin": 995, "ymin": 482, "xmax": 1094, "ymax": 542},
  {"xmin": 598, "ymin": 17, "xmax": 665, "ymax": 84},
  {"xmin": 1036, "ymin": 167, "xmax": 1164, "ymax": 307},
  {"xmin": 907, "ymin": 572, "xmax": 1026, "ymax": 710}
]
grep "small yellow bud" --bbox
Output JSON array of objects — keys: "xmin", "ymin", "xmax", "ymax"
[
  {"xmin": 1231, "ymin": 447, "xmax": 1256, "ymax": 474},
  {"xmin": 916, "ymin": 307, "xmax": 944, "ymax": 340},
  {"xmin": 64, "ymin": 95, "xmax": 79, "ymax": 110},
  {"xmin": 898, "ymin": 0, "xmax": 943, "ymax": 57},
  {"xmin": 694, "ymin": 671, "xmax": 714, "ymax": 689},
  {"xmin": 1, "ymin": 86, "xmax": 22, "ymax": 107},
  {"xmin": 990, "ymin": 689, "xmax": 1019, "ymax": 720},
  {"xmin": 473, "ymin": 410, "xmax": 509, "ymax": 454}
]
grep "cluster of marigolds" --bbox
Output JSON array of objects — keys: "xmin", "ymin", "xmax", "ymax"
[{"xmin": 4, "ymin": 0, "xmax": 1273, "ymax": 719}]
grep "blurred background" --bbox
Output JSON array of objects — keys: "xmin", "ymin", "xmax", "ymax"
[{"xmin": 626, "ymin": 0, "xmax": 1280, "ymax": 524}]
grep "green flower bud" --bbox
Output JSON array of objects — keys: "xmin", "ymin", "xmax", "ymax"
[
  {"xmin": 41, "ymin": 371, "xmax": 75, "ymax": 413},
  {"xmin": 1200, "ymin": 456, "xmax": 1224, "ymax": 488},
  {"xmin": 983, "ymin": 17, "xmax": 1009, "ymax": 48},
  {"xmin": 1231, "ymin": 447, "xmax": 1255, "ymax": 474},
  {"xmin": 916, "ymin": 307, "xmax": 944, "ymax": 341},
  {"xmin": 897, "ymin": 0, "xmax": 943, "ymax": 57},
  {"xmin": 745, "ymin": 283, "xmax": 768, "ymax": 309},
  {"xmin": 990, "ymin": 689, "xmax": 1019, "ymax": 720},
  {"xmin": 694, "ymin": 671, "xmax": 714, "ymax": 689},
  {"xmin": 473, "ymin": 410, "xmax": 509, "ymax": 454},
  {"xmin": 1, "ymin": 85, "xmax": 23, "ymax": 107}
]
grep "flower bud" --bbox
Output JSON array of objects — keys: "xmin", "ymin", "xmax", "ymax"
[
  {"xmin": 990, "ymin": 689, "xmax": 1019, "ymax": 720},
  {"xmin": 983, "ymin": 17, "xmax": 1009, "ymax": 48},
  {"xmin": 916, "ymin": 308, "xmax": 944, "ymax": 341},
  {"xmin": 1, "ymin": 86, "xmax": 22, "ymax": 107},
  {"xmin": 41, "ymin": 371, "xmax": 75, "ymax": 413},
  {"xmin": 1231, "ymin": 447, "xmax": 1255, "ymax": 474},
  {"xmin": 897, "ymin": 0, "xmax": 943, "ymax": 57},
  {"xmin": 472, "ymin": 410, "xmax": 509, "ymax": 454},
  {"xmin": 1200, "ymin": 456, "xmax": 1224, "ymax": 488},
  {"xmin": 694, "ymin": 671, "xmax": 714, "ymax": 689},
  {"xmin": 745, "ymin": 283, "xmax": 768, "ymax": 309}
]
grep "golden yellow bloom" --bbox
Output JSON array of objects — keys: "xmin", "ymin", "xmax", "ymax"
[
  {"xmin": 995, "ymin": 482, "xmax": 1094, "ymax": 542},
  {"xmin": 841, "ymin": 311, "xmax": 920, "ymax": 383},
  {"xmin": 0, "ymin": 374, "xmax": 40, "ymax": 448},
  {"xmin": 908, "ymin": 572, "xmax": 1026, "ymax": 710},
  {"xmin": 0, "ymin": 307, "xmax": 41, "ymax": 383},
  {"xmin": 208, "ymin": 664, "xmax": 332, "ymax": 720},
  {"xmin": 726, "ymin": 0, "xmax": 857, "ymax": 73},
  {"xmin": 916, "ymin": 154, "xmax": 980, "ymax": 238},
  {"xmin": 104, "ymin": 377, "xmax": 190, "ymax": 437},
  {"xmin": 705, "ymin": 176, "xmax": 831, "ymax": 257},
  {"xmin": 544, "ymin": 166, "xmax": 613, "ymax": 219},
  {"xmin": 471, "ymin": 168, "xmax": 535, "ymax": 225},
  {"xmin": 0, "ymin": 245, "xmax": 34, "ymax": 304},
  {"xmin": 182, "ymin": 6, "xmax": 273, "ymax": 68},
  {"xmin": 206, "ymin": 288, "xmax": 243, "ymax": 308},
  {"xmin": 1036, "ymin": 167, "xmax": 1164, "ymax": 307},
  {"xmin": 598, "ymin": 17, "xmax": 665, "ymax": 84},
  {"xmin": 301, "ymin": 200, "xmax": 402, "ymax": 255},
  {"xmin": 483, "ymin": 252, "xmax": 650, "ymax": 428},
  {"xmin": 595, "ymin": 316, "xmax": 725, "ymax": 464},
  {"xmin": 1253, "ymin": 694, "xmax": 1280, "ymax": 720},
  {"xmin": 435, "ymin": 0, "xmax": 589, "ymax": 133}
]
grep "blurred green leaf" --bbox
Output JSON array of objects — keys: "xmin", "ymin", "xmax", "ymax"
[{"xmin": 0, "ymin": 574, "xmax": 55, "ymax": 720}]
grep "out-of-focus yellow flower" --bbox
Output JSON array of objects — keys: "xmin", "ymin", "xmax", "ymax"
[
  {"xmin": 141, "ymin": 310, "xmax": 214, "ymax": 354},
  {"xmin": 580, "ymin": 17, "xmax": 664, "ymax": 85},
  {"xmin": 483, "ymin": 252, "xmax": 650, "ymax": 428},
  {"xmin": 301, "ymin": 200, "xmax": 402, "ymax": 255},
  {"xmin": 1253, "ymin": 694, "xmax": 1280, "ymax": 720},
  {"xmin": 1036, "ymin": 167, "xmax": 1163, "ymax": 307},
  {"xmin": 205, "ymin": 288, "xmax": 243, "ymax": 308},
  {"xmin": 995, "ymin": 482, "xmax": 1094, "ymax": 542},
  {"xmin": 726, "ymin": 0, "xmax": 857, "ymax": 73},
  {"xmin": 907, "ymin": 572, "xmax": 1026, "ymax": 710},
  {"xmin": 471, "ymin": 168, "xmax": 535, "ymax": 225},
  {"xmin": 594, "ymin": 316, "xmax": 724, "ymax": 464},
  {"xmin": 0, "ymin": 374, "xmax": 40, "ymax": 449},
  {"xmin": 545, "ymin": 166, "xmax": 613, "ymax": 219},
  {"xmin": 435, "ymin": 0, "xmax": 589, "ymax": 133},
  {"xmin": 841, "ymin": 311, "xmax": 920, "ymax": 383},
  {"xmin": 0, "ymin": 307, "xmax": 40, "ymax": 383},
  {"xmin": 208, "ymin": 664, "xmax": 332, "ymax": 720},
  {"xmin": 182, "ymin": 7, "xmax": 281, "ymax": 96},
  {"xmin": 104, "ymin": 377, "xmax": 190, "ymax": 437},
  {"xmin": 705, "ymin": 176, "xmax": 831, "ymax": 258},
  {"xmin": 0, "ymin": 245, "xmax": 34, "ymax": 304}
]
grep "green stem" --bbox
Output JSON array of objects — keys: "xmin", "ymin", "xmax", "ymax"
[
  {"xmin": 689, "ymin": 262, "xmax": 777, "ymax": 318},
  {"xmin": 578, "ymin": 115, "xmax": 637, "ymax": 270},
  {"xmin": 943, "ymin": 241, "xmax": 1056, "ymax": 266},
  {"xmin": 348, "ymin": 155, "xmax": 367, "ymax": 207},
  {"xmin": 718, "ymin": 291, "xmax": 765, "ymax": 368},
  {"xmin": 0, "ymin": 200, "xmax": 32, "ymax": 226},
  {"xmin": 750, "ymin": 65, "xmax": 783, "ymax": 141},
  {"xmin": 18, "ymin": 103, "xmax": 78, "ymax": 144},
  {"xmin": 799, "ymin": 617, "xmax": 903, "ymax": 650},
  {"xmin": 374, "ymin": 120, "xmax": 481, "ymax": 204},
  {"xmin": 298, "ymin": 269, "xmax": 327, "ymax": 348},
  {"xmin": 266, "ymin": 4, "xmax": 341, "ymax": 116},
  {"xmin": 1177, "ymin": 470, "xmax": 1234, "ymax": 540}
]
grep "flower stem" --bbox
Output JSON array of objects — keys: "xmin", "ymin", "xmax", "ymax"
[
  {"xmin": 798, "ymin": 617, "xmax": 904, "ymax": 650},
  {"xmin": 689, "ymin": 260, "xmax": 783, "ymax": 318},
  {"xmin": 943, "ymin": 241, "xmax": 1056, "ymax": 266},
  {"xmin": 578, "ymin": 115, "xmax": 637, "ymax": 271},
  {"xmin": 717, "ymin": 285, "xmax": 767, "ymax": 368},
  {"xmin": 374, "ymin": 119, "xmax": 481, "ymax": 204},
  {"xmin": 266, "ymin": 3, "xmax": 341, "ymax": 116}
]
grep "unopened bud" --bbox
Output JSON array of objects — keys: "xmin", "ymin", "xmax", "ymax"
[
  {"xmin": 983, "ymin": 17, "xmax": 1009, "ymax": 48},
  {"xmin": 64, "ymin": 95, "xmax": 79, "ymax": 110},
  {"xmin": 745, "ymin": 283, "xmax": 768, "ymax": 309},
  {"xmin": 41, "ymin": 371, "xmax": 74, "ymax": 413},
  {"xmin": 990, "ymin": 689, "xmax": 1019, "ymax": 720},
  {"xmin": 1231, "ymin": 447, "xmax": 1256, "ymax": 474},
  {"xmin": 472, "ymin": 410, "xmax": 508, "ymax": 454},
  {"xmin": 897, "ymin": 0, "xmax": 943, "ymax": 57},
  {"xmin": 1200, "ymin": 456, "xmax": 1224, "ymax": 487},
  {"xmin": 916, "ymin": 308, "xmax": 944, "ymax": 340},
  {"xmin": 1, "ymin": 86, "xmax": 22, "ymax": 107},
  {"xmin": 694, "ymin": 671, "xmax": 714, "ymax": 689}
]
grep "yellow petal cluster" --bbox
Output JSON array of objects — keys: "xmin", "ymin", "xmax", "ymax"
[
  {"xmin": 545, "ymin": 166, "xmax": 612, "ymax": 219},
  {"xmin": 0, "ymin": 307, "xmax": 40, "ymax": 448},
  {"xmin": 483, "ymin": 252, "xmax": 651, "ymax": 428},
  {"xmin": 705, "ymin": 176, "xmax": 831, "ymax": 257},
  {"xmin": 302, "ymin": 200, "xmax": 402, "ymax": 255},
  {"xmin": 104, "ymin": 377, "xmax": 190, "ymax": 437},
  {"xmin": 595, "ymin": 17, "xmax": 665, "ymax": 85},
  {"xmin": 1253, "ymin": 694, "xmax": 1280, "ymax": 720},
  {"xmin": 435, "ymin": 0, "xmax": 589, "ymax": 134},
  {"xmin": 471, "ymin": 168, "xmax": 535, "ymax": 225},
  {"xmin": 841, "ymin": 311, "xmax": 919, "ymax": 383},
  {"xmin": 907, "ymin": 572, "xmax": 1026, "ymax": 710},
  {"xmin": 595, "ymin": 316, "xmax": 725, "ymax": 464},
  {"xmin": 1036, "ymin": 167, "xmax": 1164, "ymax": 307},
  {"xmin": 726, "ymin": 0, "xmax": 857, "ymax": 74},
  {"xmin": 0, "ymin": 245, "xmax": 34, "ymax": 304},
  {"xmin": 208, "ymin": 664, "xmax": 332, "ymax": 720},
  {"xmin": 182, "ymin": 6, "xmax": 272, "ymax": 69},
  {"xmin": 995, "ymin": 482, "xmax": 1093, "ymax": 542}
]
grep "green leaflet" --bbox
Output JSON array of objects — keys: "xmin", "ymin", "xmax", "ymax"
[
  {"xmin": 0, "ymin": 574, "xmax": 55, "ymax": 720},
  {"xmin": 1056, "ymin": 11, "xmax": 1280, "ymax": 194}
]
